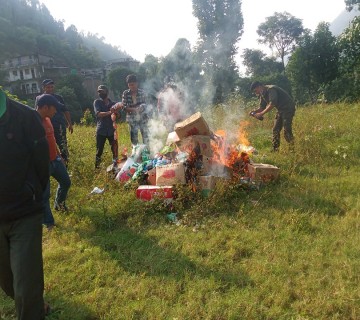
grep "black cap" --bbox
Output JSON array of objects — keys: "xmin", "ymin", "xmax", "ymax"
[
  {"xmin": 37, "ymin": 94, "xmax": 62, "ymax": 109},
  {"xmin": 97, "ymin": 85, "xmax": 108, "ymax": 92},
  {"xmin": 250, "ymin": 81, "xmax": 262, "ymax": 91},
  {"xmin": 42, "ymin": 79, "xmax": 54, "ymax": 86}
]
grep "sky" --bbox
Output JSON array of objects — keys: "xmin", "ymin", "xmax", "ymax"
[{"xmin": 39, "ymin": 0, "xmax": 347, "ymax": 72}]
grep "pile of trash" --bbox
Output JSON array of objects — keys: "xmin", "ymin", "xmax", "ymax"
[{"xmin": 111, "ymin": 112, "xmax": 280, "ymax": 201}]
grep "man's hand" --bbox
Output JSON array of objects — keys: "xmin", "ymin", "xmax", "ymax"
[
  {"xmin": 112, "ymin": 102, "xmax": 123, "ymax": 112},
  {"xmin": 250, "ymin": 111, "xmax": 264, "ymax": 121},
  {"xmin": 68, "ymin": 124, "xmax": 73, "ymax": 134}
]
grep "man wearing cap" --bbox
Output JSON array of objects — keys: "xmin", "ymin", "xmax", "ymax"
[
  {"xmin": 93, "ymin": 85, "xmax": 120, "ymax": 169},
  {"xmin": 0, "ymin": 89, "xmax": 50, "ymax": 319},
  {"xmin": 36, "ymin": 94, "xmax": 71, "ymax": 226},
  {"xmin": 35, "ymin": 79, "xmax": 73, "ymax": 165},
  {"xmin": 249, "ymin": 81, "xmax": 296, "ymax": 152},
  {"xmin": 121, "ymin": 74, "xmax": 150, "ymax": 147}
]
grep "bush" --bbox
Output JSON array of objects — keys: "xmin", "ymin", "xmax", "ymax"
[{"xmin": 80, "ymin": 108, "xmax": 94, "ymax": 126}]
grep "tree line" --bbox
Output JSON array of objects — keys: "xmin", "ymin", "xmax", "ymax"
[{"xmin": 0, "ymin": 0, "xmax": 359, "ymax": 123}]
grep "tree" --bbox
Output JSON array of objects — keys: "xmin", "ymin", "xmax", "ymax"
[
  {"xmin": 344, "ymin": 0, "xmax": 360, "ymax": 10},
  {"xmin": 241, "ymin": 49, "xmax": 282, "ymax": 77},
  {"xmin": 107, "ymin": 66, "xmax": 133, "ymax": 99},
  {"xmin": 326, "ymin": 15, "xmax": 360, "ymax": 102},
  {"xmin": 56, "ymin": 74, "xmax": 94, "ymax": 122},
  {"xmin": 257, "ymin": 12, "xmax": 305, "ymax": 72},
  {"xmin": 192, "ymin": 0, "xmax": 243, "ymax": 104},
  {"xmin": 286, "ymin": 23, "xmax": 339, "ymax": 103}
]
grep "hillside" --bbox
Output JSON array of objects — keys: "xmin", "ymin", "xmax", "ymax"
[
  {"xmin": 0, "ymin": 0, "xmax": 129, "ymax": 66},
  {"xmin": 330, "ymin": 7, "xmax": 360, "ymax": 35}
]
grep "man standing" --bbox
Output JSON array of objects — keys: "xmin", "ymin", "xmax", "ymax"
[
  {"xmin": 121, "ymin": 74, "xmax": 150, "ymax": 147},
  {"xmin": 250, "ymin": 81, "xmax": 296, "ymax": 152},
  {"xmin": 36, "ymin": 94, "xmax": 71, "ymax": 227},
  {"xmin": 0, "ymin": 89, "xmax": 50, "ymax": 319},
  {"xmin": 36, "ymin": 79, "xmax": 73, "ymax": 165},
  {"xmin": 94, "ymin": 85, "xmax": 119, "ymax": 169}
]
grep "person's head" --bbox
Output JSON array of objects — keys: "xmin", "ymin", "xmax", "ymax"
[
  {"xmin": 126, "ymin": 74, "xmax": 138, "ymax": 93},
  {"xmin": 42, "ymin": 79, "xmax": 55, "ymax": 94},
  {"xmin": 97, "ymin": 85, "xmax": 109, "ymax": 100},
  {"xmin": 250, "ymin": 81, "xmax": 264, "ymax": 96},
  {"xmin": 36, "ymin": 94, "xmax": 58, "ymax": 118}
]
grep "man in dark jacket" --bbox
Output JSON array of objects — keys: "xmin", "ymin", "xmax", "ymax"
[
  {"xmin": 0, "ymin": 89, "xmax": 50, "ymax": 319},
  {"xmin": 93, "ymin": 85, "xmax": 119, "ymax": 169},
  {"xmin": 250, "ymin": 81, "xmax": 296, "ymax": 152}
]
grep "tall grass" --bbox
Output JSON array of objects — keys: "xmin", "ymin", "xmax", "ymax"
[{"xmin": 1, "ymin": 102, "xmax": 359, "ymax": 319}]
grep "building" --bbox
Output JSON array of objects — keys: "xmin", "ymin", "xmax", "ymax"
[
  {"xmin": 1, "ymin": 54, "xmax": 69, "ymax": 97},
  {"xmin": 1, "ymin": 54, "xmax": 139, "ymax": 99}
]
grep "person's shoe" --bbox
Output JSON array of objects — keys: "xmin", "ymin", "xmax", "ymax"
[
  {"xmin": 54, "ymin": 203, "xmax": 69, "ymax": 212},
  {"xmin": 271, "ymin": 147, "xmax": 279, "ymax": 153},
  {"xmin": 44, "ymin": 302, "xmax": 51, "ymax": 316},
  {"xmin": 46, "ymin": 224, "xmax": 55, "ymax": 232}
]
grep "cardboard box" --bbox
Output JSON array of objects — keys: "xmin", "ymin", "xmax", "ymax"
[
  {"xmin": 176, "ymin": 135, "xmax": 213, "ymax": 157},
  {"xmin": 200, "ymin": 157, "xmax": 233, "ymax": 178},
  {"xmin": 165, "ymin": 131, "xmax": 180, "ymax": 145},
  {"xmin": 247, "ymin": 163, "xmax": 280, "ymax": 182},
  {"xmin": 174, "ymin": 112, "xmax": 211, "ymax": 139},
  {"xmin": 146, "ymin": 168, "xmax": 156, "ymax": 186},
  {"xmin": 156, "ymin": 163, "xmax": 186, "ymax": 186},
  {"xmin": 136, "ymin": 185, "xmax": 173, "ymax": 201}
]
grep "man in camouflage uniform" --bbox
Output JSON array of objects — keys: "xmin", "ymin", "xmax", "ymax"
[
  {"xmin": 121, "ymin": 74, "xmax": 150, "ymax": 147},
  {"xmin": 250, "ymin": 81, "xmax": 295, "ymax": 152}
]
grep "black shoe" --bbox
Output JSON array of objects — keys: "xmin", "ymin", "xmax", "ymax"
[{"xmin": 54, "ymin": 203, "xmax": 69, "ymax": 212}]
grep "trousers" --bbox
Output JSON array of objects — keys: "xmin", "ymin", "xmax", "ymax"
[
  {"xmin": 272, "ymin": 111, "xmax": 295, "ymax": 150},
  {"xmin": 0, "ymin": 212, "xmax": 45, "ymax": 320},
  {"xmin": 43, "ymin": 158, "xmax": 71, "ymax": 226}
]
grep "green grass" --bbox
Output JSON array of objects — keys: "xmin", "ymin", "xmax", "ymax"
[{"xmin": 1, "ymin": 102, "xmax": 360, "ymax": 319}]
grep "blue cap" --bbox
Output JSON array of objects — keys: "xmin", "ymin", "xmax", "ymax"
[
  {"xmin": 37, "ymin": 94, "xmax": 62, "ymax": 109},
  {"xmin": 42, "ymin": 79, "xmax": 54, "ymax": 86}
]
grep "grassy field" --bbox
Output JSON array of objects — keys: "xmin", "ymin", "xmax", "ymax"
[{"xmin": 1, "ymin": 101, "xmax": 360, "ymax": 320}]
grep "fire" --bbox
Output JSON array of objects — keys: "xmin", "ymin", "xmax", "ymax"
[
  {"xmin": 237, "ymin": 120, "xmax": 250, "ymax": 146},
  {"xmin": 210, "ymin": 122, "xmax": 253, "ymax": 176}
]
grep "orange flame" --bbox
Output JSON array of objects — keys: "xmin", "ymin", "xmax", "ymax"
[
  {"xmin": 237, "ymin": 120, "xmax": 250, "ymax": 146},
  {"xmin": 210, "ymin": 122, "xmax": 252, "ymax": 176}
]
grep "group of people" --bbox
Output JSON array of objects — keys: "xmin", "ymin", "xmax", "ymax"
[
  {"xmin": 94, "ymin": 74, "xmax": 186, "ymax": 169},
  {"xmin": 0, "ymin": 75, "xmax": 295, "ymax": 319}
]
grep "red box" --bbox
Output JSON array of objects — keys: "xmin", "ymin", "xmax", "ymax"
[{"xmin": 136, "ymin": 185, "xmax": 173, "ymax": 201}]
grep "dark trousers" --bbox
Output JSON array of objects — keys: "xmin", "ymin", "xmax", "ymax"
[
  {"xmin": 53, "ymin": 124, "xmax": 69, "ymax": 163},
  {"xmin": 0, "ymin": 212, "xmax": 45, "ymax": 320},
  {"xmin": 272, "ymin": 111, "xmax": 295, "ymax": 150},
  {"xmin": 128, "ymin": 120, "xmax": 149, "ymax": 146},
  {"xmin": 43, "ymin": 158, "xmax": 71, "ymax": 226},
  {"xmin": 95, "ymin": 134, "xmax": 118, "ymax": 168}
]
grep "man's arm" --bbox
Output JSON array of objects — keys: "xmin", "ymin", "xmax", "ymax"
[
  {"xmin": 64, "ymin": 111, "xmax": 73, "ymax": 133},
  {"xmin": 29, "ymin": 111, "xmax": 50, "ymax": 192},
  {"xmin": 256, "ymin": 89, "xmax": 277, "ymax": 117}
]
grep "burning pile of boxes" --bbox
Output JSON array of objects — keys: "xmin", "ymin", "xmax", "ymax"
[{"xmin": 115, "ymin": 112, "xmax": 280, "ymax": 201}]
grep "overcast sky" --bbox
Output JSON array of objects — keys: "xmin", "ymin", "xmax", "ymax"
[{"xmin": 39, "ymin": 0, "xmax": 347, "ymax": 71}]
